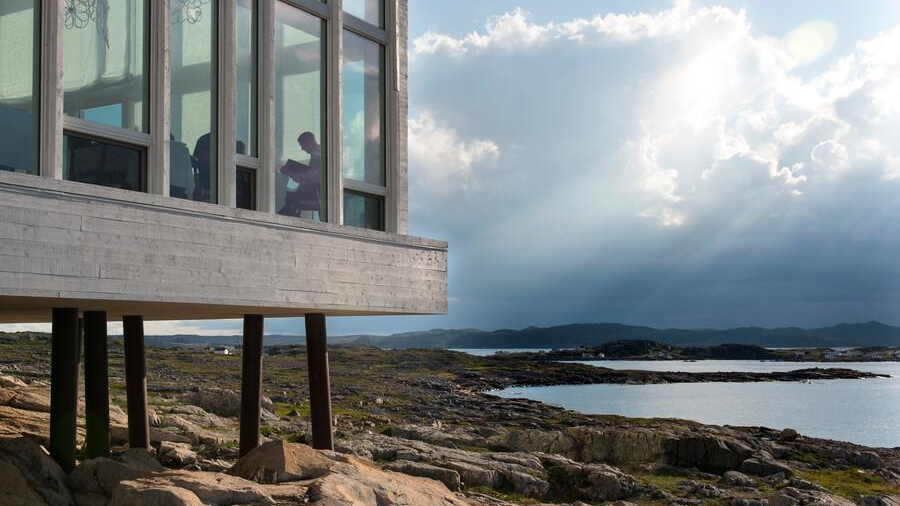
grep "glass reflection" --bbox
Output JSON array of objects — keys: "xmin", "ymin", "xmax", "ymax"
[
  {"xmin": 170, "ymin": 0, "xmax": 217, "ymax": 203},
  {"xmin": 342, "ymin": 30, "xmax": 384, "ymax": 185},
  {"xmin": 343, "ymin": 191, "xmax": 383, "ymax": 230},
  {"xmin": 274, "ymin": 2, "xmax": 326, "ymax": 221},
  {"xmin": 236, "ymin": 0, "xmax": 256, "ymax": 157},
  {"xmin": 0, "ymin": 0, "xmax": 39, "ymax": 175},
  {"xmin": 63, "ymin": 0, "xmax": 147, "ymax": 132},
  {"xmin": 63, "ymin": 133, "xmax": 144, "ymax": 191},
  {"xmin": 344, "ymin": 0, "xmax": 382, "ymax": 27}
]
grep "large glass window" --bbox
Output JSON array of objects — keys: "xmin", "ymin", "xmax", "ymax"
[
  {"xmin": 63, "ymin": 133, "xmax": 144, "ymax": 191},
  {"xmin": 0, "ymin": 0, "xmax": 40, "ymax": 175},
  {"xmin": 236, "ymin": 0, "xmax": 257, "ymax": 158},
  {"xmin": 274, "ymin": 2, "xmax": 326, "ymax": 221},
  {"xmin": 170, "ymin": 0, "xmax": 217, "ymax": 203},
  {"xmin": 342, "ymin": 30, "xmax": 384, "ymax": 186},
  {"xmin": 344, "ymin": 0, "xmax": 383, "ymax": 28},
  {"xmin": 63, "ymin": 0, "xmax": 148, "ymax": 132}
]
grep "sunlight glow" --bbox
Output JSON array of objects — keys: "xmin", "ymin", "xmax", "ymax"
[{"xmin": 783, "ymin": 20, "xmax": 838, "ymax": 66}]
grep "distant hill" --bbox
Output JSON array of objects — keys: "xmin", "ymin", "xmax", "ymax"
[
  {"xmin": 342, "ymin": 321, "xmax": 900, "ymax": 349},
  {"xmin": 121, "ymin": 321, "xmax": 900, "ymax": 350}
]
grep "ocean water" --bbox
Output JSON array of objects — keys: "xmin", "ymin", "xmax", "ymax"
[{"xmin": 490, "ymin": 360, "xmax": 900, "ymax": 448}]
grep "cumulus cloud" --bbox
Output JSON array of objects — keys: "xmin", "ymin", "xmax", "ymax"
[
  {"xmin": 407, "ymin": 1, "xmax": 900, "ymax": 328},
  {"xmin": 408, "ymin": 111, "xmax": 499, "ymax": 194}
]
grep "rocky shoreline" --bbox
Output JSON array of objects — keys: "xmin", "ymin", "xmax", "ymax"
[
  {"xmin": 454, "ymin": 364, "xmax": 887, "ymax": 391},
  {"xmin": 1, "ymin": 335, "xmax": 898, "ymax": 505}
]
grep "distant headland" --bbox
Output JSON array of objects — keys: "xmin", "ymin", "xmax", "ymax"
[{"xmin": 88, "ymin": 321, "xmax": 900, "ymax": 350}]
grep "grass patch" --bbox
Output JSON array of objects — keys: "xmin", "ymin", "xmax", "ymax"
[
  {"xmin": 797, "ymin": 469, "xmax": 900, "ymax": 499},
  {"xmin": 273, "ymin": 402, "xmax": 310, "ymax": 418},
  {"xmin": 787, "ymin": 448, "xmax": 831, "ymax": 468},
  {"xmin": 465, "ymin": 486, "xmax": 542, "ymax": 504}
]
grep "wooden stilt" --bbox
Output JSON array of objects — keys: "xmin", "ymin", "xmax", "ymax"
[
  {"xmin": 122, "ymin": 315, "xmax": 150, "ymax": 450},
  {"xmin": 239, "ymin": 315, "xmax": 265, "ymax": 458},
  {"xmin": 83, "ymin": 311, "xmax": 110, "ymax": 458},
  {"xmin": 50, "ymin": 308, "xmax": 80, "ymax": 473},
  {"xmin": 305, "ymin": 313, "xmax": 333, "ymax": 451}
]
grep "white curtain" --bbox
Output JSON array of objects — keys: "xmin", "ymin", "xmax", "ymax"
[
  {"xmin": 63, "ymin": 0, "xmax": 144, "ymax": 103},
  {"xmin": 0, "ymin": 0, "xmax": 36, "ymax": 106}
]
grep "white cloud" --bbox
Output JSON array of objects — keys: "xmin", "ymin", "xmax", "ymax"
[
  {"xmin": 411, "ymin": 2, "xmax": 900, "ymax": 229},
  {"xmin": 403, "ymin": 1, "xmax": 900, "ymax": 327},
  {"xmin": 810, "ymin": 140, "xmax": 849, "ymax": 173},
  {"xmin": 408, "ymin": 111, "xmax": 499, "ymax": 194},
  {"xmin": 412, "ymin": 1, "xmax": 752, "ymax": 58}
]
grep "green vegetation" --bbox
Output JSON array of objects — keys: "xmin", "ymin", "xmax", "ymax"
[
  {"xmin": 465, "ymin": 486, "xmax": 543, "ymax": 504},
  {"xmin": 786, "ymin": 448, "xmax": 831, "ymax": 468},
  {"xmin": 797, "ymin": 469, "xmax": 900, "ymax": 499}
]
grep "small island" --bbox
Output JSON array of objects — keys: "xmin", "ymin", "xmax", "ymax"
[{"xmin": 498, "ymin": 339, "xmax": 900, "ymax": 363}]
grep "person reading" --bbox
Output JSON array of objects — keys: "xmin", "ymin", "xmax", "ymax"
[{"xmin": 279, "ymin": 131, "xmax": 322, "ymax": 218}]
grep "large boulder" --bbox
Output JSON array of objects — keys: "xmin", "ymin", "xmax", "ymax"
[
  {"xmin": 181, "ymin": 389, "xmax": 271, "ymax": 418},
  {"xmin": 158, "ymin": 442, "xmax": 197, "ymax": 466},
  {"xmin": 0, "ymin": 406, "xmax": 49, "ymax": 442},
  {"xmin": 0, "ymin": 374, "xmax": 29, "ymax": 389},
  {"xmin": 672, "ymin": 436, "xmax": 753, "ymax": 472},
  {"xmin": 108, "ymin": 483, "xmax": 203, "ymax": 506},
  {"xmin": 307, "ymin": 452, "xmax": 474, "ymax": 506},
  {"xmin": 69, "ymin": 449, "xmax": 163, "ymax": 499},
  {"xmin": 722, "ymin": 470, "xmax": 757, "ymax": 488},
  {"xmin": 382, "ymin": 460, "xmax": 462, "ymax": 491},
  {"xmin": 0, "ymin": 387, "xmax": 52, "ymax": 412},
  {"xmin": 545, "ymin": 459, "xmax": 640, "ymax": 502},
  {"xmin": 0, "ymin": 437, "xmax": 73, "ymax": 506},
  {"xmin": 850, "ymin": 452, "xmax": 884, "ymax": 470},
  {"xmin": 227, "ymin": 440, "xmax": 334, "ymax": 483},
  {"xmin": 769, "ymin": 487, "xmax": 856, "ymax": 506},
  {"xmin": 500, "ymin": 427, "xmax": 670, "ymax": 464},
  {"xmin": 109, "ymin": 425, "xmax": 194, "ymax": 446},
  {"xmin": 739, "ymin": 456, "xmax": 793, "ymax": 477}
]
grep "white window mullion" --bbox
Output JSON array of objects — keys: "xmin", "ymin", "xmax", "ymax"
[
  {"xmin": 39, "ymin": 0, "xmax": 64, "ymax": 180},
  {"xmin": 329, "ymin": 0, "xmax": 344, "ymax": 224},
  {"xmin": 219, "ymin": 1, "xmax": 237, "ymax": 207},
  {"xmin": 149, "ymin": 0, "xmax": 171, "ymax": 195},
  {"xmin": 384, "ymin": 0, "xmax": 399, "ymax": 233},
  {"xmin": 258, "ymin": 0, "xmax": 276, "ymax": 213}
]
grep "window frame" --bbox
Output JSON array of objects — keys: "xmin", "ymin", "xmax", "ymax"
[
  {"xmin": 57, "ymin": 0, "xmax": 152, "ymax": 190},
  {"xmin": 339, "ymin": 1, "xmax": 393, "ymax": 231},
  {"xmin": 25, "ymin": 0, "xmax": 402, "ymax": 233}
]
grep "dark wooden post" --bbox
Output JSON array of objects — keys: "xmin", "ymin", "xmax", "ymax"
[
  {"xmin": 239, "ymin": 315, "xmax": 264, "ymax": 458},
  {"xmin": 305, "ymin": 313, "xmax": 333, "ymax": 450},
  {"xmin": 50, "ymin": 308, "xmax": 80, "ymax": 473},
  {"xmin": 122, "ymin": 315, "xmax": 150, "ymax": 450},
  {"xmin": 83, "ymin": 311, "xmax": 110, "ymax": 458}
]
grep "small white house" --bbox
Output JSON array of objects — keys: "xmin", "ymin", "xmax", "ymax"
[{"xmin": 209, "ymin": 346, "xmax": 234, "ymax": 356}]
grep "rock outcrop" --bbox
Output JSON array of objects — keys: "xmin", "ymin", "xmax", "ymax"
[{"xmin": 0, "ymin": 437, "xmax": 74, "ymax": 506}]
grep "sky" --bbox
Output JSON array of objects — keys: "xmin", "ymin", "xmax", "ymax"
[{"xmin": 4, "ymin": 0, "xmax": 900, "ymax": 337}]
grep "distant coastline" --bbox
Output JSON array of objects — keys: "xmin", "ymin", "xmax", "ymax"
[
  {"xmin": 492, "ymin": 340, "xmax": 900, "ymax": 363},
  {"xmin": 60, "ymin": 320, "xmax": 900, "ymax": 352}
]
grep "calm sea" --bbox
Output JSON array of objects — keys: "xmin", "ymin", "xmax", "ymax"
[{"xmin": 470, "ymin": 354, "xmax": 900, "ymax": 448}]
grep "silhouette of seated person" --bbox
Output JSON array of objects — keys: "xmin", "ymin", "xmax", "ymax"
[
  {"xmin": 192, "ymin": 133, "xmax": 213, "ymax": 202},
  {"xmin": 171, "ymin": 134, "xmax": 247, "ymax": 201},
  {"xmin": 170, "ymin": 133, "xmax": 194, "ymax": 199},
  {"xmin": 278, "ymin": 131, "xmax": 322, "ymax": 219}
]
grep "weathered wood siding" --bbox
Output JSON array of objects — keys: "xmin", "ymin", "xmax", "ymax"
[{"xmin": 0, "ymin": 172, "xmax": 447, "ymax": 323}]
